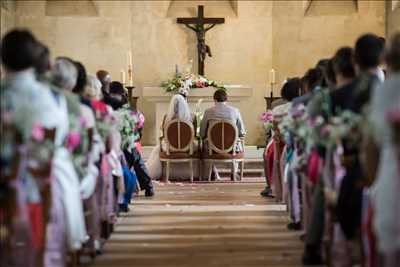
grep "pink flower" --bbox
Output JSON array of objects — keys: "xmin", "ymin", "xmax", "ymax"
[
  {"xmin": 260, "ymin": 112, "xmax": 273, "ymax": 122},
  {"xmin": 135, "ymin": 141, "xmax": 142, "ymax": 152},
  {"xmin": 196, "ymin": 80, "xmax": 205, "ymax": 88},
  {"xmin": 32, "ymin": 123, "xmax": 45, "ymax": 142},
  {"xmin": 67, "ymin": 131, "xmax": 81, "ymax": 151},
  {"xmin": 137, "ymin": 113, "xmax": 145, "ymax": 129},
  {"xmin": 92, "ymin": 100, "xmax": 108, "ymax": 117}
]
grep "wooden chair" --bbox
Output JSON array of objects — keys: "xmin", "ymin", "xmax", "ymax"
[
  {"xmin": 202, "ymin": 120, "xmax": 245, "ymax": 182},
  {"xmin": 159, "ymin": 119, "xmax": 199, "ymax": 183}
]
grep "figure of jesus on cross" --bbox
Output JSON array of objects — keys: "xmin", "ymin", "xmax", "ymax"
[{"xmin": 177, "ymin": 6, "xmax": 225, "ymax": 76}]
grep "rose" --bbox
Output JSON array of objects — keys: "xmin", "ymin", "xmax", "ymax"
[
  {"xmin": 260, "ymin": 111, "xmax": 273, "ymax": 122},
  {"xmin": 32, "ymin": 123, "xmax": 45, "ymax": 142},
  {"xmin": 92, "ymin": 100, "xmax": 108, "ymax": 117},
  {"xmin": 196, "ymin": 80, "xmax": 205, "ymax": 88},
  {"xmin": 67, "ymin": 131, "xmax": 81, "ymax": 152}
]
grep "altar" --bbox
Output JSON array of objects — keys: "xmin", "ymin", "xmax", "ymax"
[{"xmin": 142, "ymin": 85, "xmax": 253, "ymax": 138}]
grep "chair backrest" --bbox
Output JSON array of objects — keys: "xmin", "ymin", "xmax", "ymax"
[
  {"xmin": 207, "ymin": 120, "xmax": 238, "ymax": 154},
  {"xmin": 164, "ymin": 119, "xmax": 194, "ymax": 153}
]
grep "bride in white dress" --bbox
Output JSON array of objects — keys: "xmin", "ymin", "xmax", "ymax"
[{"xmin": 145, "ymin": 94, "xmax": 196, "ymax": 180}]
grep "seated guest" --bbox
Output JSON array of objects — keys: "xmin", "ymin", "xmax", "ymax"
[
  {"xmin": 107, "ymin": 81, "xmax": 154, "ymax": 197},
  {"xmin": 146, "ymin": 93, "xmax": 195, "ymax": 180},
  {"xmin": 200, "ymin": 89, "xmax": 246, "ymax": 180}
]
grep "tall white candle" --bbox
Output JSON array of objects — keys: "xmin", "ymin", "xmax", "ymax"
[
  {"xmin": 121, "ymin": 70, "xmax": 126, "ymax": 85},
  {"xmin": 127, "ymin": 51, "xmax": 132, "ymax": 67},
  {"xmin": 270, "ymin": 69, "xmax": 276, "ymax": 84}
]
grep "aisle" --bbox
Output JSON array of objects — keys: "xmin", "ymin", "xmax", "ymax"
[{"xmin": 88, "ymin": 182, "xmax": 305, "ymax": 267}]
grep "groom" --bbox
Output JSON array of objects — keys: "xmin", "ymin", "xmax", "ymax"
[{"xmin": 200, "ymin": 89, "xmax": 246, "ymax": 180}]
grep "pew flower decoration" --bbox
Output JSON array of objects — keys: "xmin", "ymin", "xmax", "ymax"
[
  {"xmin": 260, "ymin": 111, "xmax": 274, "ymax": 132},
  {"xmin": 278, "ymin": 111, "xmax": 306, "ymax": 145},
  {"xmin": 66, "ymin": 115, "xmax": 92, "ymax": 179},
  {"xmin": 92, "ymin": 100, "xmax": 114, "ymax": 143},
  {"xmin": 306, "ymin": 110, "xmax": 363, "ymax": 150},
  {"xmin": 27, "ymin": 123, "xmax": 55, "ymax": 171},
  {"xmin": 114, "ymin": 104, "xmax": 140, "ymax": 152},
  {"xmin": 162, "ymin": 74, "xmax": 224, "ymax": 93}
]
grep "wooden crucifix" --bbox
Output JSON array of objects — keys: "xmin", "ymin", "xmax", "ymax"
[{"xmin": 177, "ymin": 5, "xmax": 225, "ymax": 76}]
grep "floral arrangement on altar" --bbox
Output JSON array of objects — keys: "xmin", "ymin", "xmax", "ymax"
[{"xmin": 161, "ymin": 73, "xmax": 225, "ymax": 93}]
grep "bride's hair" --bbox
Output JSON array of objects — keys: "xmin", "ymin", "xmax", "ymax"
[{"xmin": 165, "ymin": 94, "xmax": 191, "ymax": 123}]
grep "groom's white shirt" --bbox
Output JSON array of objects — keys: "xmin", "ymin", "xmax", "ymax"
[{"xmin": 200, "ymin": 102, "xmax": 246, "ymax": 139}]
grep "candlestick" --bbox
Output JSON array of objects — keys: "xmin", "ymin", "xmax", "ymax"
[{"xmin": 121, "ymin": 70, "xmax": 126, "ymax": 85}]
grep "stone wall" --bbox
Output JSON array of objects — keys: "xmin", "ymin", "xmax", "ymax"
[
  {"xmin": 1, "ymin": 0, "xmax": 16, "ymax": 38},
  {"xmin": 9, "ymin": 0, "xmax": 387, "ymax": 145},
  {"xmin": 387, "ymin": 1, "xmax": 400, "ymax": 38},
  {"xmin": 272, "ymin": 0, "xmax": 385, "ymax": 89}
]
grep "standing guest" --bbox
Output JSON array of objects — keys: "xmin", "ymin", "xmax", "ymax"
[
  {"xmin": 260, "ymin": 78, "xmax": 301, "ymax": 198},
  {"xmin": 1, "ymin": 29, "xmax": 87, "ymax": 265},
  {"xmin": 292, "ymin": 67, "xmax": 324, "ymax": 107},
  {"xmin": 34, "ymin": 43, "xmax": 89, "ymax": 261},
  {"xmin": 1, "ymin": 28, "xmax": 46, "ymax": 267},
  {"xmin": 51, "ymin": 57, "xmax": 81, "ymax": 119},
  {"xmin": 302, "ymin": 47, "xmax": 357, "ymax": 265},
  {"xmin": 335, "ymin": 34, "xmax": 385, "ymax": 249},
  {"xmin": 369, "ymin": 33, "xmax": 400, "ymax": 267},
  {"xmin": 85, "ymin": 75, "xmax": 103, "ymax": 100},
  {"xmin": 96, "ymin": 70, "xmax": 111, "ymax": 97},
  {"xmin": 72, "ymin": 61, "xmax": 93, "ymax": 110},
  {"xmin": 108, "ymin": 81, "xmax": 154, "ymax": 197},
  {"xmin": 97, "ymin": 70, "xmax": 125, "ymax": 109}
]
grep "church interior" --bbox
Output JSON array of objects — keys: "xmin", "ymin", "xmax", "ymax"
[{"xmin": 1, "ymin": 1, "xmax": 399, "ymax": 267}]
